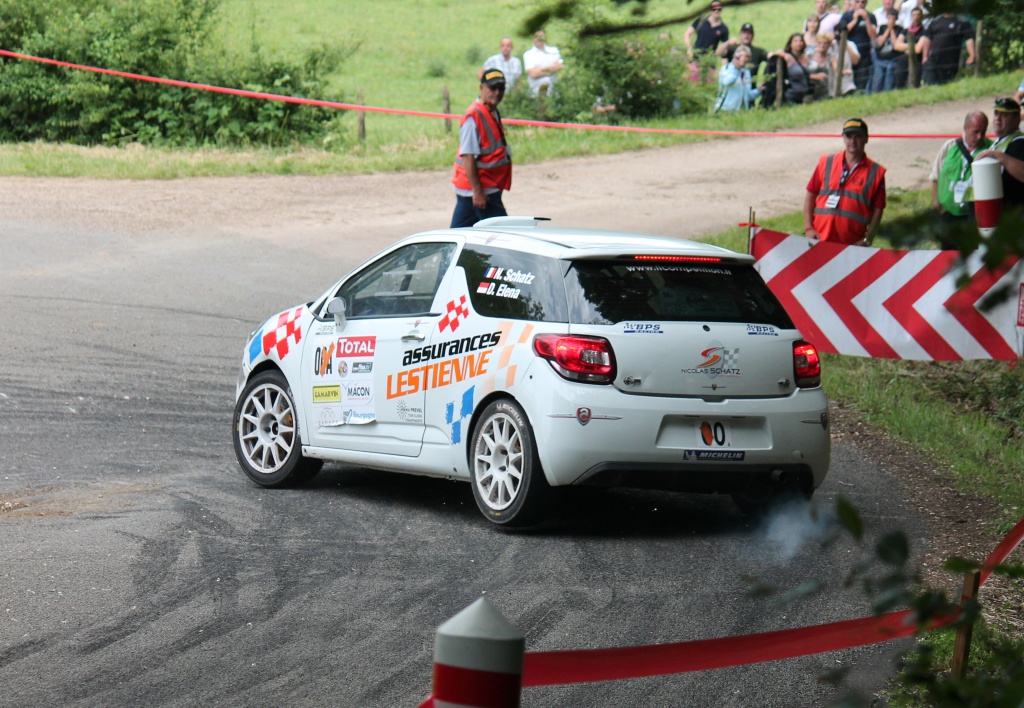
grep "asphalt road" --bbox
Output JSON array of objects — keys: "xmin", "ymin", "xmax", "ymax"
[{"xmin": 0, "ymin": 142, "xmax": 946, "ymax": 706}]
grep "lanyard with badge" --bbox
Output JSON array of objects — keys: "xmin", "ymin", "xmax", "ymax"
[{"xmin": 826, "ymin": 161, "xmax": 858, "ymax": 209}]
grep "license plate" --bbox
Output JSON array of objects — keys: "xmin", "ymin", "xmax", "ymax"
[{"xmin": 695, "ymin": 420, "xmax": 733, "ymax": 448}]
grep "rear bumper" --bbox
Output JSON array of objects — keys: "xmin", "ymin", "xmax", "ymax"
[{"xmin": 516, "ymin": 363, "xmax": 831, "ymax": 490}]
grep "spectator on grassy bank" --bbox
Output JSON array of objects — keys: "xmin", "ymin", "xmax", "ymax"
[
  {"xmin": 768, "ymin": 33, "xmax": 826, "ymax": 105},
  {"xmin": 481, "ymin": 38, "xmax": 522, "ymax": 92},
  {"xmin": 714, "ymin": 45, "xmax": 761, "ymax": 112},
  {"xmin": 684, "ymin": 0, "xmax": 729, "ymax": 59},
  {"xmin": 523, "ymin": 30, "xmax": 564, "ymax": 97},
  {"xmin": 716, "ymin": 22, "xmax": 769, "ymax": 81},
  {"xmin": 920, "ymin": 13, "xmax": 976, "ymax": 86},
  {"xmin": 893, "ymin": 6, "xmax": 925, "ymax": 89}
]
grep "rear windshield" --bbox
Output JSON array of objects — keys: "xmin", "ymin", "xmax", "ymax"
[{"xmin": 565, "ymin": 260, "xmax": 795, "ymax": 328}]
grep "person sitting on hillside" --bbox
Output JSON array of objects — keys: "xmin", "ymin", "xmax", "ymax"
[
  {"xmin": 820, "ymin": 30, "xmax": 860, "ymax": 97},
  {"xmin": 714, "ymin": 46, "xmax": 761, "ymax": 112},
  {"xmin": 768, "ymin": 33, "xmax": 827, "ymax": 105},
  {"xmin": 807, "ymin": 32, "xmax": 834, "ymax": 100}
]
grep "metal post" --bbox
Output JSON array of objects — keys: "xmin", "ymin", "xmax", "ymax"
[
  {"xmin": 427, "ymin": 598, "xmax": 525, "ymax": 708},
  {"xmin": 952, "ymin": 570, "xmax": 982, "ymax": 678}
]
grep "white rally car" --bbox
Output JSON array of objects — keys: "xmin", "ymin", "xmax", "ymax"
[{"xmin": 232, "ymin": 218, "xmax": 830, "ymax": 526}]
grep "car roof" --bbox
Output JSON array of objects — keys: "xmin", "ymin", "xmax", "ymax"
[{"xmin": 414, "ymin": 217, "xmax": 754, "ymax": 264}]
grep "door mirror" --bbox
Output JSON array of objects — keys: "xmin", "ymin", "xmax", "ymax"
[{"xmin": 327, "ymin": 297, "xmax": 347, "ymax": 330}]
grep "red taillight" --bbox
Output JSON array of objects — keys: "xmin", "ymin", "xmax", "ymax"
[
  {"xmin": 533, "ymin": 335, "xmax": 616, "ymax": 384},
  {"xmin": 793, "ymin": 340, "xmax": 821, "ymax": 388}
]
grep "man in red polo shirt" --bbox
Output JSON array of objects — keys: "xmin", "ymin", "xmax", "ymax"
[{"xmin": 803, "ymin": 118, "xmax": 887, "ymax": 245}]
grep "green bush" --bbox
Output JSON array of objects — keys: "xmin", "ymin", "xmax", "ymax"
[
  {"xmin": 504, "ymin": 32, "xmax": 712, "ymax": 124},
  {"xmin": 0, "ymin": 0, "xmax": 352, "ymax": 147}
]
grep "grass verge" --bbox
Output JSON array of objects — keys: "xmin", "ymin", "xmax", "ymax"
[{"xmin": 0, "ymin": 71, "xmax": 1015, "ymax": 178}]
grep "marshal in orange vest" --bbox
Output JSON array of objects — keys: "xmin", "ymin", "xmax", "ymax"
[
  {"xmin": 451, "ymin": 101, "xmax": 512, "ymax": 192},
  {"xmin": 807, "ymin": 151, "xmax": 887, "ymax": 245}
]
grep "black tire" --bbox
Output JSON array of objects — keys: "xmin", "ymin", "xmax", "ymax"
[
  {"xmin": 232, "ymin": 370, "xmax": 322, "ymax": 488},
  {"xmin": 470, "ymin": 399, "xmax": 549, "ymax": 527},
  {"xmin": 731, "ymin": 474, "xmax": 810, "ymax": 516}
]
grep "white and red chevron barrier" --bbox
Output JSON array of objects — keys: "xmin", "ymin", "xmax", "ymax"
[{"xmin": 751, "ymin": 228, "xmax": 1024, "ymax": 361}]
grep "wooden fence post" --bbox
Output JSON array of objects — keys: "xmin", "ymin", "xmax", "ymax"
[
  {"xmin": 951, "ymin": 569, "xmax": 982, "ymax": 678},
  {"xmin": 442, "ymin": 85, "xmax": 451, "ymax": 135},
  {"xmin": 834, "ymin": 28, "xmax": 848, "ymax": 97},
  {"xmin": 357, "ymin": 87, "xmax": 366, "ymax": 142},
  {"xmin": 908, "ymin": 34, "xmax": 920, "ymax": 88},
  {"xmin": 973, "ymin": 20, "xmax": 983, "ymax": 76},
  {"xmin": 775, "ymin": 55, "xmax": 785, "ymax": 108}
]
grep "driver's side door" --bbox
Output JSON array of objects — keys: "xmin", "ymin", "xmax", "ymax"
[{"xmin": 301, "ymin": 241, "xmax": 458, "ymax": 457}]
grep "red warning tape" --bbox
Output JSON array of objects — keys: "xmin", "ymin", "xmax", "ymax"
[
  {"xmin": 520, "ymin": 513, "xmax": 1024, "ymax": 686},
  {"xmin": 0, "ymin": 49, "xmax": 957, "ymax": 140}
]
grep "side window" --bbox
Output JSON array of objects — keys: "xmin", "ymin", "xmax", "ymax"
[
  {"xmin": 338, "ymin": 242, "xmax": 456, "ymax": 318},
  {"xmin": 459, "ymin": 246, "xmax": 568, "ymax": 322}
]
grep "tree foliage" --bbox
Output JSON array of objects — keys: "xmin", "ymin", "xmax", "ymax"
[{"xmin": 0, "ymin": 0, "xmax": 353, "ymax": 147}]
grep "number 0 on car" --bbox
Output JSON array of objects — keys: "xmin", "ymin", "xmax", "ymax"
[{"xmin": 697, "ymin": 420, "xmax": 732, "ymax": 447}]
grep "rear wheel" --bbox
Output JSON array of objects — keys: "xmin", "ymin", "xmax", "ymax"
[
  {"xmin": 233, "ymin": 371, "xmax": 322, "ymax": 487},
  {"xmin": 470, "ymin": 400, "xmax": 549, "ymax": 527}
]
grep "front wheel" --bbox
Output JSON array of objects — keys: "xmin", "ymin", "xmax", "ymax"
[
  {"xmin": 470, "ymin": 400, "xmax": 549, "ymax": 527},
  {"xmin": 232, "ymin": 371, "xmax": 322, "ymax": 488}
]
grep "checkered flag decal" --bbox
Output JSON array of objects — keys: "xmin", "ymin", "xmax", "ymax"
[
  {"xmin": 262, "ymin": 306, "xmax": 303, "ymax": 360},
  {"xmin": 438, "ymin": 295, "xmax": 470, "ymax": 333},
  {"xmin": 719, "ymin": 347, "xmax": 740, "ymax": 368}
]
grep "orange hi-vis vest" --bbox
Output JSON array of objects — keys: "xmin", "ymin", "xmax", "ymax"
[
  {"xmin": 812, "ymin": 151, "xmax": 886, "ymax": 244},
  {"xmin": 452, "ymin": 102, "xmax": 512, "ymax": 192}
]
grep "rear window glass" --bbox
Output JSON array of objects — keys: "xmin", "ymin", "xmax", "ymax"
[
  {"xmin": 565, "ymin": 260, "xmax": 795, "ymax": 328},
  {"xmin": 458, "ymin": 246, "xmax": 568, "ymax": 322}
]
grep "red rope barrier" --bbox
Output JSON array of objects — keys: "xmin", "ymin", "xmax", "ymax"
[
  {"xmin": 0, "ymin": 49, "xmax": 958, "ymax": 139},
  {"xmin": 520, "ymin": 512, "xmax": 1023, "ymax": 686}
]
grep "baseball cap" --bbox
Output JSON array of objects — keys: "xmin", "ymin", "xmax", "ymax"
[
  {"xmin": 481, "ymin": 69, "xmax": 506, "ymax": 88},
  {"xmin": 842, "ymin": 117, "xmax": 868, "ymax": 136},
  {"xmin": 994, "ymin": 97, "xmax": 1020, "ymax": 113},
  {"xmin": 741, "ymin": 22, "xmax": 754, "ymax": 32},
  {"xmin": 710, "ymin": 1, "xmax": 723, "ymax": 8}
]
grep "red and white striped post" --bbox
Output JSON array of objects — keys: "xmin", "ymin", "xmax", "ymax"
[
  {"xmin": 421, "ymin": 598, "xmax": 525, "ymax": 708},
  {"xmin": 973, "ymin": 156, "xmax": 1003, "ymax": 238}
]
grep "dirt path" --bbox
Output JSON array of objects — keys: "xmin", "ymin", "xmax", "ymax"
[{"xmin": 0, "ymin": 99, "xmax": 979, "ymax": 249}]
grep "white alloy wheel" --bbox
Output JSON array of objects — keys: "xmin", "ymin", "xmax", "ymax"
[
  {"xmin": 232, "ymin": 371, "xmax": 321, "ymax": 487},
  {"xmin": 470, "ymin": 400, "xmax": 548, "ymax": 526}
]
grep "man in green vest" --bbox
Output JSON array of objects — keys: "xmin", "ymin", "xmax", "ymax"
[{"xmin": 929, "ymin": 110, "xmax": 990, "ymax": 226}]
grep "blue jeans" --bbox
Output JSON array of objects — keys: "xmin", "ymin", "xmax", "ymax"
[
  {"xmin": 450, "ymin": 191, "xmax": 507, "ymax": 228},
  {"xmin": 871, "ymin": 56, "xmax": 898, "ymax": 93}
]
